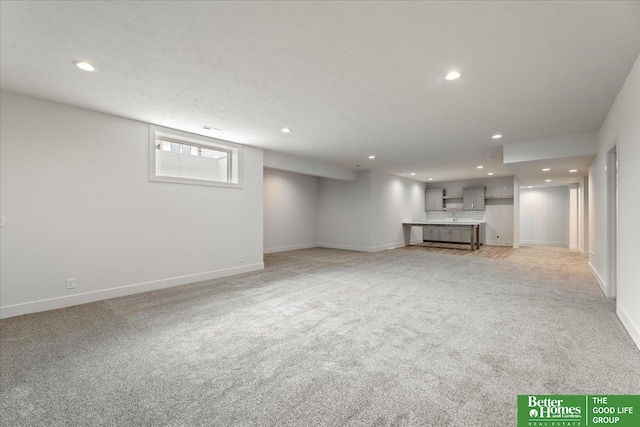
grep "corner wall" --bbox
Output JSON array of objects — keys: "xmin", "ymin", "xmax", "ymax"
[
  {"xmin": 590, "ymin": 54, "xmax": 640, "ymax": 349},
  {"xmin": 318, "ymin": 170, "xmax": 374, "ymax": 251},
  {"xmin": 264, "ymin": 169, "xmax": 319, "ymax": 253},
  {"xmin": 520, "ymin": 186, "xmax": 570, "ymax": 247},
  {"xmin": 371, "ymin": 171, "xmax": 427, "ymax": 250},
  {"xmin": 513, "ymin": 177, "xmax": 522, "ymax": 248},
  {"xmin": 0, "ymin": 92, "xmax": 264, "ymax": 318},
  {"xmin": 317, "ymin": 170, "xmax": 426, "ymax": 252}
]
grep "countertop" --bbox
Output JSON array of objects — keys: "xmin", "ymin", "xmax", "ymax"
[{"xmin": 402, "ymin": 221, "xmax": 485, "ymax": 226}]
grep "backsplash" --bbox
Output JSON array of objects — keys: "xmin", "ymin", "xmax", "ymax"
[{"xmin": 427, "ymin": 210, "xmax": 486, "ymax": 221}]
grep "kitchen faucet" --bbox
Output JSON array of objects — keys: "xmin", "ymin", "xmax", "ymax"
[{"xmin": 452, "ymin": 211, "xmax": 457, "ymax": 222}]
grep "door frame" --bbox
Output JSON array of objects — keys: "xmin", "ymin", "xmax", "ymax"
[{"xmin": 606, "ymin": 136, "xmax": 618, "ymax": 299}]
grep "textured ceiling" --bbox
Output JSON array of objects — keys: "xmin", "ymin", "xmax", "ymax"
[{"xmin": 1, "ymin": 1, "xmax": 639, "ymax": 182}]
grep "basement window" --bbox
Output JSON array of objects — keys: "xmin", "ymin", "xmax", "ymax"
[{"xmin": 149, "ymin": 125, "xmax": 242, "ymax": 188}]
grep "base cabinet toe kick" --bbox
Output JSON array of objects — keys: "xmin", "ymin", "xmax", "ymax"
[{"xmin": 402, "ymin": 222, "xmax": 484, "ymax": 251}]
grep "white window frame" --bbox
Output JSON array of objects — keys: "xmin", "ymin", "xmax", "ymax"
[{"xmin": 149, "ymin": 125, "xmax": 243, "ymax": 188}]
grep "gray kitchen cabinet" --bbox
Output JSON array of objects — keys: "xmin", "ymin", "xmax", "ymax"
[
  {"xmin": 463, "ymin": 187, "xmax": 486, "ymax": 211},
  {"xmin": 423, "ymin": 226, "xmax": 440, "ymax": 241},
  {"xmin": 425, "ymin": 189, "xmax": 444, "ymax": 211},
  {"xmin": 439, "ymin": 227, "xmax": 451, "ymax": 241},
  {"xmin": 461, "ymin": 227, "xmax": 471, "ymax": 243},
  {"xmin": 423, "ymin": 223, "xmax": 485, "ymax": 245}
]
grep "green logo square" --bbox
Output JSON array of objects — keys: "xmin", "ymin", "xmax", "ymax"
[{"xmin": 518, "ymin": 395, "xmax": 640, "ymax": 427}]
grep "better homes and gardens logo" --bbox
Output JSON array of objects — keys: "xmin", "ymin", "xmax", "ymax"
[{"xmin": 518, "ymin": 395, "xmax": 640, "ymax": 427}]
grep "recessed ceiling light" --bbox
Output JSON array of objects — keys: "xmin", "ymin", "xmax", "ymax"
[
  {"xmin": 428, "ymin": 178, "xmax": 433, "ymax": 181},
  {"xmin": 73, "ymin": 61, "xmax": 96, "ymax": 72},
  {"xmin": 477, "ymin": 165, "xmax": 484, "ymax": 169},
  {"xmin": 445, "ymin": 71, "xmax": 461, "ymax": 81},
  {"xmin": 410, "ymin": 172, "xmax": 416, "ymax": 176},
  {"xmin": 488, "ymin": 172, "xmax": 494, "ymax": 176},
  {"xmin": 492, "ymin": 134, "xmax": 502, "ymax": 139},
  {"xmin": 569, "ymin": 169, "xmax": 577, "ymax": 173},
  {"xmin": 542, "ymin": 168, "xmax": 551, "ymax": 172},
  {"xmin": 368, "ymin": 155, "xmax": 375, "ymax": 159},
  {"xmin": 202, "ymin": 125, "xmax": 221, "ymax": 131},
  {"xmin": 281, "ymin": 128, "xmax": 292, "ymax": 133},
  {"xmin": 545, "ymin": 179, "xmax": 552, "ymax": 182}
]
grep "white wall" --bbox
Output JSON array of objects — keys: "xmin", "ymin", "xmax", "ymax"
[
  {"xmin": 263, "ymin": 150, "xmax": 357, "ymax": 181},
  {"xmin": 317, "ymin": 170, "xmax": 373, "ymax": 251},
  {"xmin": 590, "ymin": 54, "xmax": 640, "ymax": 349},
  {"xmin": 513, "ymin": 177, "xmax": 522, "ymax": 248},
  {"xmin": 0, "ymin": 92, "xmax": 264, "ymax": 318},
  {"xmin": 263, "ymin": 169, "xmax": 318, "ymax": 253},
  {"xmin": 317, "ymin": 170, "xmax": 426, "ymax": 252},
  {"xmin": 520, "ymin": 186, "xmax": 570, "ymax": 247},
  {"xmin": 569, "ymin": 183, "xmax": 579, "ymax": 250},
  {"xmin": 503, "ymin": 132, "xmax": 598, "ymax": 164},
  {"xmin": 426, "ymin": 176, "xmax": 515, "ymax": 246},
  {"xmin": 579, "ymin": 176, "xmax": 589, "ymax": 256},
  {"xmin": 371, "ymin": 171, "xmax": 427, "ymax": 250}
]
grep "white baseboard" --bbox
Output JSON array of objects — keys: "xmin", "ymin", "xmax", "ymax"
[
  {"xmin": 372, "ymin": 239, "xmax": 423, "ymax": 252},
  {"xmin": 319, "ymin": 239, "xmax": 424, "ymax": 253},
  {"xmin": 569, "ymin": 244, "xmax": 578, "ymax": 250},
  {"xmin": 617, "ymin": 304, "xmax": 640, "ymax": 352},
  {"xmin": 317, "ymin": 243, "xmax": 374, "ymax": 252},
  {"xmin": 588, "ymin": 261, "xmax": 608, "ymax": 298},
  {"xmin": 485, "ymin": 240, "xmax": 514, "ymax": 247},
  {"xmin": 264, "ymin": 243, "xmax": 318, "ymax": 254},
  {"xmin": 520, "ymin": 240, "xmax": 569, "ymax": 247},
  {"xmin": 0, "ymin": 262, "xmax": 265, "ymax": 319}
]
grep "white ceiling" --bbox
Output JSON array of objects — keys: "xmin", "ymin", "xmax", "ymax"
[
  {"xmin": 2, "ymin": 1, "xmax": 639, "ymax": 183},
  {"xmin": 507, "ymin": 154, "xmax": 597, "ymax": 187}
]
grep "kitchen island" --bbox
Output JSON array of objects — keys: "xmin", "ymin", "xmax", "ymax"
[{"xmin": 402, "ymin": 221, "xmax": 482, "ymax": 251}]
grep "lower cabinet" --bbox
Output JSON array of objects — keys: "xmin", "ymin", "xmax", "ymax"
[
  {"xmin": 461, "ymin": 227, "xmax": 471, "ymax": 243},
  {"xmin": 423, "ymin": 224, "xmax": 484, "ymax": 244},
  {"xmin": 424, "ymin": 227, "xmax": 440, "ymax": 241}
]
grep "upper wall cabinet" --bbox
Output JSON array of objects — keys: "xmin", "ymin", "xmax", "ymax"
[
  {"xmin": 463, "ymin": 187, "xmax": 486, "ymax": 211},
  {"xmin": 425, "ymin": 188, "xmax": 444, "ymax": 211}
]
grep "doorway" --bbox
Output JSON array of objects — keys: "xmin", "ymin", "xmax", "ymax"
[{"xmin": 606, "ymin": 140, "xmax": 618, "ymax": 298}]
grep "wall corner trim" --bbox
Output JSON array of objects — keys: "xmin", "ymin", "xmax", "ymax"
[
  {"xmin": 264, "ymin": 243, "xmax": 318, "ymax": 254},
  {"xmin": 617, "ymin": 304, "xmax": 640, "ymax": 352},
  {"xmin": 0, "ymin": 263, "xmax": 265, "ymax": 319},
  {"xmin": 317, "ymin": 243, "xmax": 373, "ymax": 252},
  {"xmin": 588, "ymin": 261, "xmax": 608, "ymax": 298}
]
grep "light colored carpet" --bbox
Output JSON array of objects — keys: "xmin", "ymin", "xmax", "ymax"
[
  {"xmin": 406, "ymin": 242, "xmax": 515, "ymax": 259},
  {"xmin": 1, "ymin": 246, "xmax": 639, "ymax": 426}
]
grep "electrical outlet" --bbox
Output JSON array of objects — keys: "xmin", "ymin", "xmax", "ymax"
[
  {"xmin": 340, "ymin": 237, "xmax": 344, "ymax": 243},
  {"xmin": 239, "ymin": 254, "xmax": 245, "ymax": 263},
  {"xmin": 66, "ymin": 278, "xmax": 76, "ymax": 289}
]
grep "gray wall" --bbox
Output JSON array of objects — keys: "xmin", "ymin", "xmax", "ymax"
[
  {"xmin": 589, "ymin": 54, "xmax": 640, "ymax": 348},
  {"xmin": 317, "ymin": 170, "xmax": 426, "ymax": 251},
  {"xmin": 0, "ymin": 92, "xmax": 264, "ymax": 317},
  {"xmin": 520, "ymin": 186, "xmax": 570, "ymax": 247},
  {"xmin": 263, "ymin": 169, "xmax": 319, "ymax": 253}
]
